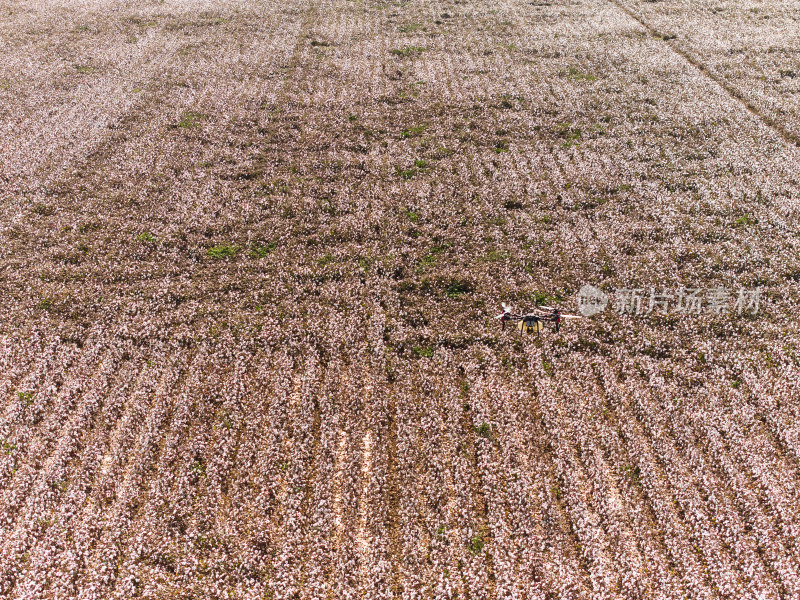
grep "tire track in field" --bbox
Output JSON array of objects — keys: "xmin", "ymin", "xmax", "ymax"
[
  {"xmin": 277, "ymin": 353, "xmax": 326, "ymax": 597},
  {"xmin": 0, "ymin": 343, "xmax": 113, "ymax": 559},
  {"xmin": 356, "ymin": 421, "xmax": 375, "ymax": 572},
  {"xmin": 483, "ymin": 368, "xmax": 573, "ymax": 598},
  {"xmin": 591, "ymin": 364, "xmax": 720, "ymax": 598},
  {"xmin": 383, "ymin": 390, "xmax": 403, "ymax": 598},
  {"xmin": 521, "ymin": 370, "xmax": 593, "ymax": 597},
  {"xmin": 556, "ymin": 374, "xmax": 662, "ymax": 597},
  {"xmin": 597, "ymin": 364, "xmax": 763, "ymax": 598},
  {"xmin": 646, "ymin": 391, "xmax": 794, "ymax": 597},
  {"xmin": 533, "ymin": 376, "xmax": 626, "ymax": 596},
  {"xmin": 235, "ymin": 4, "xmax": 348, "ymax": 592},
  {"xmin": 328, "ymin": 366, "xmax": 366, "ymax": 598},
  {"xmin": 460, "ymin": 379, "xmax": 497, "ymax": 600},
  {"xmin": 12, "ymin": 357, "xmax": 135, "ymax": 596},
  {"xmin": 331, "ymin": 425, "xmax": 348, "ymax": 541},
  {"xmin": 362, "ymin": 296, "xmax": 403, "ymax": 599},
  {"xmin": 0, "ymin": 341, "xmax": 80, "ymax": 472},
  {"xmin": 65, "ymin": 356, "xmax": 187, "ymax": 599},
  {"xmin": 639, "ymin": 384, "xmax": 799, "ymax": 595},
  {"xmin": 0, "ymin": 352, "xmax": 138, "ymax": 597},
  {"xmin": 73, "ymin": 352, "xmax": 190, "ymax": 599},
  {"xmin": 355, "ymin": 372, "xmax": 389, "ymax": 596},
  {"xmin": 607, "ymin": 0, "xmax": 800, "ymax": 149}
]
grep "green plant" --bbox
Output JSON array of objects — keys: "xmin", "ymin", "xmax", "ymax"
[
  {"xmin": 419, "ymin": 254, "xmax": 438, "ymax": 267},
  {"xmin": 445, "ymin": 279, "xmax": 472, "ymax": 298},
  {"xmin": 357, "ymin": 257, "xmax": 373, "ymax": 272},
  {"xmin": 468, "ymin": 529, "xmax": 486, "ymax": 555},
  {"xmin": 397, "ymin": 164, "xmax": 422, "ymax": 179},
  {"xmin": 190, "ymin": 459, "xmax": 206, "ymax": 476},
  {"xmin": 401, "ymin": 123, "xmax": 428, "ymax": 138},
  {"xmin": 622, "ymin": 464, "xmax": 642, "ymax": 486},
  {"xmin": 411, "ymin": 346, "xmax": 434, "ymax": 358},
  {"xmin": 399, "ymin": 23, "xmax": 423, "ymax": 33},
  {"xmin": 391, "ymin": 46, "xmax": 426, "ymax": 57},
  {"xmin": 175, "ymin": 111, "xmax": 205, "ymax": 129},
  {"xmin": 17, "ymin": 391, "xmax": 34, "ymax": 406},
  {"xmin": 418, "ymin": 243, "xmax": 451, "ymax": 268},
  {"xmin": 249, "ymin": 242, "xmax": 276, "ymax": 258},
  {"xmin": 136, "ymin": 232, "xmax": 156, "ymax": 243},
  {"xmin": 481, "ymin": 249, "xmax": 508, "ymax": 262},
  {"xmin": 475, "ymin": 422, "xmax": 493, "ymax": 439},
  {"xmin": 207, "ymin": 245, "xmax": 239, "ymax": 259},
  {"xmin": 555, "ymin": 122, "xmax": 582, "ymax": 147},
  {"xmin": 566, "ymin": 66, "xmax": 597, "ymax": 81},
  {"xmin": 532, "ymin": 291, "xmax": 557, "ymax": 305},
  {"xmin": 499, "ymin": 95, "xmax": 515, "ymax": 109},
  {"xmin": 542, "ymin": 357, "xmax": 555, "ymax": 376},
  {"xmin": 221, "ymin": 413, "xmax": 234, "ymax": 429}
]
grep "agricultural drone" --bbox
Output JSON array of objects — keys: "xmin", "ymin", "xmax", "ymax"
[{"xmin": 495, "ymin": 302, "xmax": 582, "ymax": 334}]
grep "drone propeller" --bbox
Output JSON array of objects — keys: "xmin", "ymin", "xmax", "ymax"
[
  {"xmin": 501, "ymin": 302, "xmax": 511, "ymax": 312},
  {"xmin": 559, "ymin": 314, "xmax": 582, "ymax": 320},
  {"xmin": 537, "ymin": 305, "xmax": 555, "ymax": 311}
]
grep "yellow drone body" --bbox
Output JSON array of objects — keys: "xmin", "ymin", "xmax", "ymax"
[{"xmin": 518, "ymin": 319, "xmax": 543, "ymax": 334}]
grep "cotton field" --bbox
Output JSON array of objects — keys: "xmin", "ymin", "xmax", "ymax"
[{"xmin": 1, "ymin": 0, "xmax": 799, "ymax": 598}]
